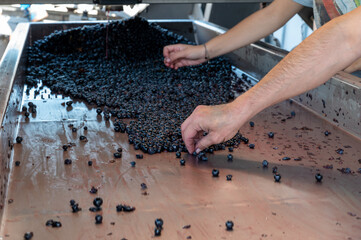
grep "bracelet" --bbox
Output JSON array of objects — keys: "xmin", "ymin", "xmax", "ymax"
[{"xmin": 203, "ymin": 43, "xmax": 210, "ymax": 63}]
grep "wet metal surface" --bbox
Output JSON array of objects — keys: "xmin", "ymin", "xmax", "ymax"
[
  {"xmin": 0, "ymin": 84, "xmax": 360, "ymax": 239},
  {"xmin": 0, "ymin": 23, "xmax": 29, "ymax": 225}
]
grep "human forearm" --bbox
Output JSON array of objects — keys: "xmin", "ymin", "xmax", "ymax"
[
  {"xmin": 232, "ymin": 7, "xmax": 361, "ymax": 119},
  {"xmin": 163, "ymin": 0, "xmax": 302, "ymax": 69},
  {"xmin": 180, "ymin": 7, "xmax": 361, "ymax": 153},
  {"xmin": 206, "ymin": 0, "xmax": 303, "ymax": 59}
]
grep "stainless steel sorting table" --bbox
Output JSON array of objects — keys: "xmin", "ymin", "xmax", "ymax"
[{"xmin": 0, "ymin": 20, "xmax": 360, "ymax": 239}]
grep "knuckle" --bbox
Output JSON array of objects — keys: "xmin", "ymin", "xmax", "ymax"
[
  {"xmin": 181, "ymin": 123, "xmax": 186, "ymax": 133},
  {"xmin": 194, "ymin": 105, "xmax": 205, "ymax": 113}
]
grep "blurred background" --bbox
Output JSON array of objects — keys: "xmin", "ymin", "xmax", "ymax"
[{"xmin": 0, "ymin": 3, "xmax": 313, "ymax": 60}]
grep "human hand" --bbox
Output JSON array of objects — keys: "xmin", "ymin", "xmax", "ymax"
[
  {"xmin": 163, "ymin": 44, "xmax": 206, "ymax": 70},
  {"xmin": 181, "ymin": 101, "xmax": 250, "ymax": 154}
]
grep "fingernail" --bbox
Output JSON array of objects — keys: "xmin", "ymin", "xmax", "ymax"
[
  {"xmin": 165, "ymin": 58, "xmax": 170, "ymax": 63},
  {"xmin": 195, "ymin": 148, "xmax": 201, "ymax": 154}
]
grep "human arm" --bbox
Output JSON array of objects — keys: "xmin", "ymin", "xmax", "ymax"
[
  {"xmin": 163, "ymin": 0, "xmax": 303, "ymax": 69},
  {"xmin": 182, "ymin": 6, "xmax": 361, "ymax": 153},
  {"xmin": 344, "ymin": 57, "xmax": 361, "ymax": 73}
]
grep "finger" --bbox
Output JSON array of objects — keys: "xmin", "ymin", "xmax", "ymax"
[
  {"xmin": 182, "ymin": 122, "xmax": 202, "ymax": 154},
  {"xmin": 195, "ymin": 132, "xmax": 220, "ymax": 152},
  {"xmin": 164, "ymin": 58, "xmax": 170, "ymax": 67},
  {"xmin": 181, "ymin": 113, "xmax": 195, "ymax": 138},
  {"xmin": 192, "ymin": 131, "xmax": 204, "ymax": 143},
  {"xmin": 168, "ymin": 48, "xmax": 188, "ymax": 64},
  {"xmin": 173, "ymin": 60, "xmax": 187, "ymax": 69},
  {"xmin": 173, "ymin": 55, "xmax": 207, "ymax": 69},
  {"xmin": 183, "ymin": 129, "xmax": 198, "ymax": 154},
  {"xmin": 163, "ymin": 45, "xmax": 176, "ymax": 58},
  {"xmin": 175, "ymin": 61, "xmax": 187, "ymax": 69},
  {"xmin": 174, "ymin": 59, "xmax": 202, "ymax": 69},
  {"xmin": 163, "ymin": 45, "xmax": 181, "ymax": 65},
  {"xmin": 181, "ymin": 105, "xmax": 205, "ymax": 136},
  {"xmin": 181, "ymin": 105, "xmax": 207, "ymax": 152}
]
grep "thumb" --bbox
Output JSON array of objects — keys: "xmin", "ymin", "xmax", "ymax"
[
  {"xmin": 163, "ymin": 44, "xmax": 179, "ymax": 58},
  {"xmin": 195, "ymin": 132, "xmax": 220, "ymax": 152}
]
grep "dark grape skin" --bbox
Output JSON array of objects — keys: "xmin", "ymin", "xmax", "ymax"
[
  {"xmin": 89, "ymin": 186, "xmax": 97, "ymax": 194},
  {"xmin": 154, "ymin": 227, "xmax": 161, "ymax": 236},
  {"xmin": 24, "ymin": 232, "xmax": 34, "ymax": 239},
  {"xmin": 315, "ymin": 173, "xmax": 323, "ymax": 182},
  {"xmin": 16, "ymin": 136, "xmax": 23, "ymax": 143},
  {"xmin": 155, "ymin": 218, "xmax": 164, "ymax": 229},
  {"xmin": 116, "ymin": 204, "xmax": 136, "ymax": 212},
  {"xmin": 262, "ymin": 160, "xmax": 268, "ymax": 168},
  {"xmin": 46, "ymin": 219, "xmax": 54, "ymax": 226},
  {"xmin": 64, "ymin": 159, "xmax": 72, "ymax": 165},
  {"xmin": 93, "ymin": 197, "xmax": 103, "ymax": 208},
  {"xmin": 274, "ymin": 173, "xmax": 281, "ymax": 182},
  {"xmin": 95, "ymin": 215, "xmax": 103, "ymax": 224},
  {"xmin": 212, "ymin": 169, "xmax": 219, "ymax": 177},
  {"xmin": 52, "ymin": 221, "xmax": 62, "ymax": 228},
  {"xmin": 225, "ymin": 220, "xmax": 234, "ymax": 231}
]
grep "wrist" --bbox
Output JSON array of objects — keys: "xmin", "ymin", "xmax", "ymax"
[
  {"xmin": 204, "ymin": 39, "xmax": 221, "ymax": 60},
  {"xmin": 203, "ymin": 43, "xmax": 210, "ymax": 61},
  {"xmin": 228, "ymin": 94, "xmax": 257, "ymax": 125},
  {"xmin": 194, "ymin": 45, "xmax": 207, "ymax": 61},
  {"xmin": 201, "ymin": 41, "xmax": 216, "ymax": 60}
]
